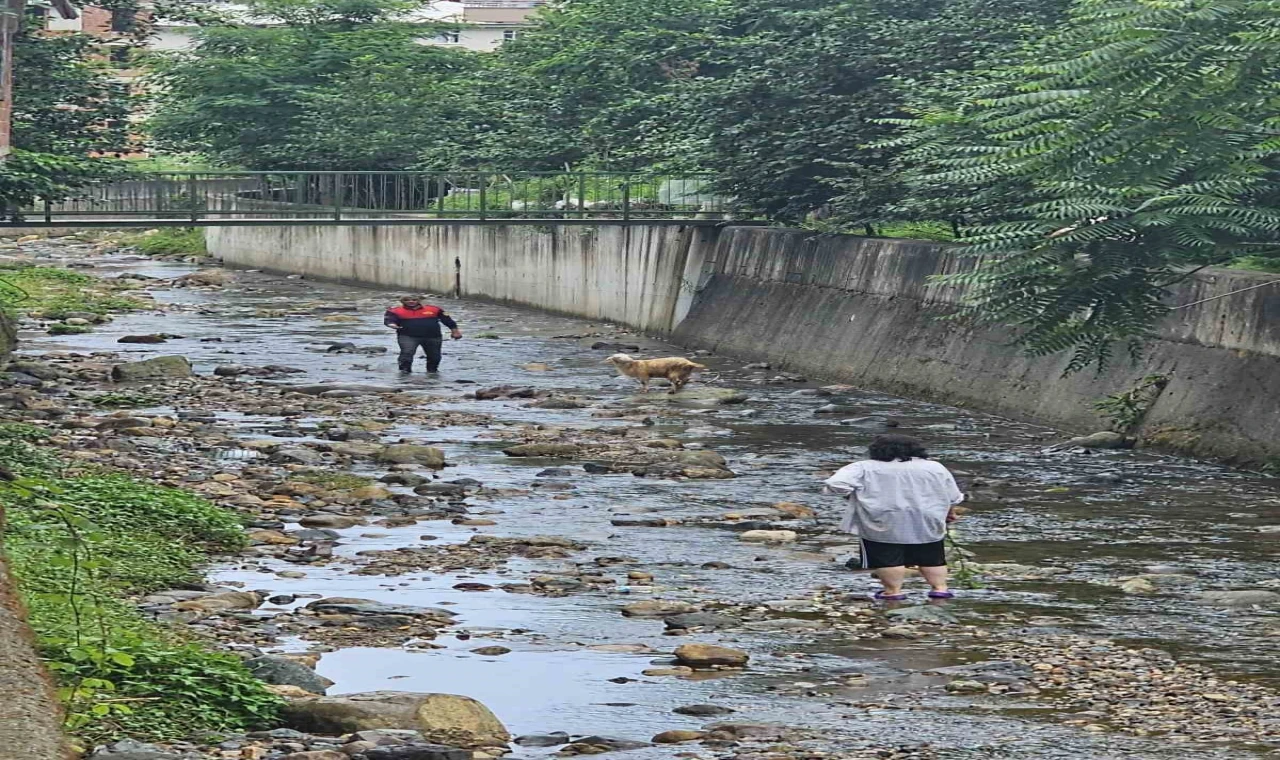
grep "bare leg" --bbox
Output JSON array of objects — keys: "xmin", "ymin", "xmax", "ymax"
[
  {"xmin": 874, "ymin": 566, "xmax": 906, "ymax": 595},
  {"xmin": 919, "ymin": 565, "xmax": 949, "ymax": 593}
]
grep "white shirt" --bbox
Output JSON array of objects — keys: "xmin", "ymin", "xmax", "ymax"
[{"xmin": 823, "ymin": 458, "xmax": 964, "ymax": 544}]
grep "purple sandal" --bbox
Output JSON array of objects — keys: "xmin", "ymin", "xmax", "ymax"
[
  {"xmin": 928, "ymin": 590, "xmax": 956, "ymax": 599},
  {"xmin": 873, "ymin": 591, "xmax": 908, "ymax": 601}
]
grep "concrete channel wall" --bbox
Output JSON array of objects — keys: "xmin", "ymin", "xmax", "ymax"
[
  {"xmin": 207, "ymin": 223, "xmax": 1280, "ymax": 465},
  {"xmin": 207, "ymin": 223, "xmax": 721, "ymax": 335}
]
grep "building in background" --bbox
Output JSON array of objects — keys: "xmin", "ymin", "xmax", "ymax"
[{"xmin": 427, "ymin": 0, "xmax": 545, "ymax": 52}]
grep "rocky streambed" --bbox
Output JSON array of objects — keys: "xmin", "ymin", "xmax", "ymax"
[{"xmin": 4, "ymin": 234, "xmax": 1280, "ymax": 760}]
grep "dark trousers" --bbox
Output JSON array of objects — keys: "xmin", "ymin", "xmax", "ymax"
[{"xmin": 397, "ymin": 334, "xmax": 443, "ymax": 372}]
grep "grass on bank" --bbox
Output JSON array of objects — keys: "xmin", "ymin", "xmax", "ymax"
[
  {"xmin": 122, "ymin": 228, "xmax": 207, "ymax": 258},
  {"xmin": 0, "ymin": 266, "xmax": 147, "ymax": 320},
  {"xmin": 0, "ymin": 423, "xmax": 281, "ymax": 743}
]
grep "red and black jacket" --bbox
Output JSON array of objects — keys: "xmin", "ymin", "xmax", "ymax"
[{"xmin": 384, "ymin": 304, "xmax": 458, "ymax": 338}]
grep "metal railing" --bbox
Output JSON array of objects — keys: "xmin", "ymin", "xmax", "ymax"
[{"xmin": 19, "ymin": 171, "xmax": 735, "ymax": 227}]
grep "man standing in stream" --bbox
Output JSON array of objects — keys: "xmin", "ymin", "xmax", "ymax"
[{"xmin": 384, "ymin": 295, "xmax": 462, "ymax": 373}]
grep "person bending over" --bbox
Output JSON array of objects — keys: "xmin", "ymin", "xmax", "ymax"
[
  {"xmin": 384, "ymin": 295, "xmax": 461, "ymax": 374},
  {"xmin": 824, "ymin": 434, "xmax": 964, "ymax": 600}
]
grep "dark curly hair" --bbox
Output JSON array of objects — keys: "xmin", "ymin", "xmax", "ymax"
[{"xmin": 868, "ymin": 434, "xmax": 927, "ymax": 462}]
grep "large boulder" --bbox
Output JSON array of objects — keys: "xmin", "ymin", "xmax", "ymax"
[
  {"xmin": 378, "ymin": 445, "xmax": 446, "ymax": 468},
  {"xmin": 111, "ymin": 356, "xmax": 193, "ymax": 381},
  {"xmin": 245, "ymin": 655, "xmax": 334, "ymax": 695},
  {"xmin": 282, "ymin": 692, "xmax": 510, "ymax": 748},
  {"xmin": 674, "ymin": 643, "xmax": 749, "ymax": 669},
  {"xmin": 170, "ymin": 591, "xmax": 261, "ymax": 613}
]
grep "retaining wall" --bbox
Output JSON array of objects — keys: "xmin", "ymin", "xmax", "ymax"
[
  {"xmin": 207, "ymin": 223, "xmax": 1280, "ymax": 465},
  {"xmin": 207, "ymin": 223, "xmax": 720, "ymax": 334}
]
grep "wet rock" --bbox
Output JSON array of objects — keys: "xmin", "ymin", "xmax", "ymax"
[
  {"xmin": 703, "ymin": 723, "xmax": 788, "ymax": 741},
  {"xmin": 272, "ymin": 447, "xmax": 326, "ymax": 465},
  {"xmin": 651, "ymin": 730, "xmax": 704, "ymax": 744},
  {"xmin": 945, "ymin": 679, "xmax": 989, "ymax": 694},
  {"xmin": 610, "ymin": 516, "xmax": 677, "ymax": 528},
  {"xmin": 308, "ymin": 599, "xmax": 455, "ymax": 623},
  {"xmin": 470, "ymin": 646, "xmax": 511, "ymax": 656},
  {"xmin": 532, "ymin": 398, "xmax": 589, "ymax": 409},
  {"xmin": 327, "ymin": 342, "xmax": 358, "ymax": 353},
  {"xmin": 667, "ymin": 388, "xmax": 748, "ymax": 407},
  {"xmin": 1087, "ymin": 471, "xmax": 1125, "ymax": 484},
  {"xmin": 1119, "ymin": 577, "xmax": 1158, "ymax": 594},
  {"xmin": 174, "ymin": 268, "xmax": 230, "ymax": 287},
  {"xmin": 772, "ymin": 501, "xmax": 816, "ymax": 519},
  {"xmin": 663, "ymin": 612, "xmax": 739, "ymax": 631},
  {"xmin": 621, "ymin": 600, "xmax": 699, "ymax": 618},
  {"xmin": 246, "ymin": 655, "xmax": 334, "ymax": 695},
  {"xmin": 111, "ymin": 355, "xmax": 193, "ymax": 381},
  {"xmin": 674, "ymin": 643, "xmax": 749, "ymax": 669},
  {"xmin": 414, "ymin": 483, "xmax": 467, "ymax": 497},
  {"xmin": 814, "ymin": 404, "xmax": 861, "ymax": 415},
  {"xmin": 885, "ymin": 605, "xmax": 958, "ymax": 626},
  {"xmin": 214, "ymin": 364, "xmax": 249, "ymax": 376},
  {"xmin": 299, "ymin": 515, "xmax": 363, "ymax": 529},
  {"xmin": 536, "ymin": 468, "xmax": 573, "ymax": 478},
  {"xmin": 739, "ymin": 529, "xmax": 797, "ymax": 543},
  {"xmin": 503, "ymin": 443, "xmax": 581, "ymax": 458},
  {"xmin": 837, "ymin": 416, "xmax": 897, "ymax": 430},
  {"xmin": 171, "ymin": 591, "xmax": 261, "ymax": 613},
  {"xmin": 378, "ymin": 445, "xmax": 446, "ymax": 468},
  {"xmin": 283, "ymin": 692, "xmax": 510, "ymax": 748},
  {"xmin": 1049, "ymin": 431, "xmax": 1134, "ymax": 451},
  {"xmin": 1196, "ymin": 590, "xmax": 1280, "ymax": 607},
  {"xmin": 381, "ymin": 472, "xmax": 428, "ymax": 487},
  {"xmin": 118, "ymin": 334, "xmax": 176, "ymax": 344},
  {"xmin": 289, "ymin": 383, "xmax": 399, "ymax": 395},
  {"xmin": 88, "ymin": 739, "xmax": 188, "ymax": 759},
  {"xmin": 591, "ymin": 342, "xmax": 639, "ymax": 352},
  {"xmin": 358, "ymin": 746, "xmax": 471, "ymax": 760},
  {"xmin": 292, "ymin": 528, "xmax": 342, "ymax": 541},
  {"xmin": 474, "ymin": 385, "xmax": 537, "ymax": 400},
  {"xmin": 701, "ymin": 561, "xmax": 731, "ymax": 570},
  {"xmin": 673, "ymin": 704, "xmax": 735, "ymax": 717},
  {"xmin": 282, "ymin": 752, "xmax": 346, "ymax": 760},
  {"xmin": 514, "ymin": 733, "xmax": 570, "ymax": 748},
  {"xmin": 559, "ymin": 737, "xmax": 650, "ymax": 754}
]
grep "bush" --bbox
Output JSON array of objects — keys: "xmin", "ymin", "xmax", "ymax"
[
  {"xmin": 2, "ymin": 468, "xmax": 272, "ymax": 742},
  {"xmin": 0, "ymin": 265, "xmax": 146, "ymax": 318}
]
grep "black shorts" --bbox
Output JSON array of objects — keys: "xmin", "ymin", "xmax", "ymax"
[{"xmin": 858, "ymin": 538, "xmax": 946, "ymax": 569}]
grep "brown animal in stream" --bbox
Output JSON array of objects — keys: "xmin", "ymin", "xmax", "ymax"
[{"xmin": 604, "ymin": 353, "xmax": 707, "ymax": 394}]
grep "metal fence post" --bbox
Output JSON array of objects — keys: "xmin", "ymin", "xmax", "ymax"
[
  {"xmin": 188, "ymin": 175, "xmax": 199, "ymax": 222},
  {"xmin": 578, "ymin": 172, "xmax": 587, "ymax": 218},
  {"xmin": 43, "ymin": 197, "xmax": 52, "ymax": 224},
  {"xmin": 622, "ymin": 175, "xmax": 631, "ymax": 221},
  {"xmin": 332, "ymin": 173, "xmax": 343, "ymax": 222},
  {"xmin": 478, "ymin": 173, "xmax": 487, "ymax": 221}
]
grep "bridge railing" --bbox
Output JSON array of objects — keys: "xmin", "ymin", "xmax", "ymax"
[{"xmin": 25, "ymin": 171, "xmax": 732, "ymax": 225}]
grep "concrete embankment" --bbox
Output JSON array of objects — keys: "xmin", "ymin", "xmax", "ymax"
[{"xmin": 207, "ymin": 223, "xmax": 1280, "ymax": 465}]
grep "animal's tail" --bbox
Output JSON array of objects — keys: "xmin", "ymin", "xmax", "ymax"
[{"xmin": 690, "ymin": 362, "xmax": 708, "ymax": 370}]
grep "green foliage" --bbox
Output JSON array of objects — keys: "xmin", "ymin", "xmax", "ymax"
[
  {"xmin": 124, "ymin": 228, "xmax": 208, "ymax": 257},
  {"xmin": 891, "ymin": 0, "xmax": 1280, "ymax": 372},
  {"xmin": 2, "ymin": 29, "xmax": 134, "ymax": 213},
  {"xmin": 2, "ymin": 470, "xmax": 275, "ymax": 742},
  {"xmin": 47, "ymin": 323, "xmax": 92, "ymax": 335},
  {"xmin": 0, "ymin": 422, "xmax": 53, "ymax": 442},
  {"xmin": 1094, "ymin": 374, "xmax": 1170, "ymax": 434},
  {"xmin": 148, "ymin": 0, "xmax": 479, "ymax": 170},
  {"xmin": 0, "ymin": 266, "xmax": 147, "ymax": 319}
]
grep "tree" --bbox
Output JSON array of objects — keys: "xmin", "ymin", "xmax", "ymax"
[
  {"xmin": 428, "ymin": 0, "xmax": 720, "ymax": 172},
  {"xmin": 689, "ymin": 0, "xmax": 1069, "ymax": 223},
  {"xmin": 0, "ymin": 28, "xmax": 132, "ymax": 215},
  {"xmin": 149, "ymin": 0, "xmax": 477, "ymax": 170},
  {"xmin": 893, "ymin": 0, "xmax": 1280, "ymax": 372}
]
